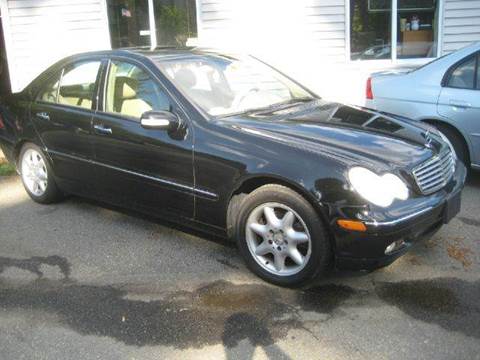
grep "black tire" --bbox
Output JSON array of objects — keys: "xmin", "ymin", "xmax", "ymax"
[
  {"xmin": 235, "ymin": 184, "xmax": 331, "ymax": 287},
  {"xmin": 435, "ymin": 124, "xmax": 469, "ymax": 167},
  {"xmin": 19, "ymin": 143, "xmax": 63, "ymax": 204}
]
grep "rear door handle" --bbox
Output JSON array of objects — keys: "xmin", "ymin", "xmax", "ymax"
[
  {"xmin": 36, "ymin": 112, "xmax": 50, "ymax": 121},
  {"xmin": 449, "ymin": 100, "xmax": 471, "ymax": 108},
  {"xmin": 94, "ymin": 124, "xmax": 113, "ymax": 135}
]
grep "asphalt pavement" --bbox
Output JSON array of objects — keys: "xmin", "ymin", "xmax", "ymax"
[{"xmin": 0, "ymin": 172, "xmax": 479, "ymax": 360}]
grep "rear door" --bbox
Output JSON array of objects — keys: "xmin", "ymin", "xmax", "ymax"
[
  {"xmin": 91, "ymin": 58, "xmax": 194, "ymax": 219},
  {"xmin": 30, "ymin": 59, "xmax": 103, "ymax": 190},
  {"xmin": 437, "ymin": 52, "xmax": 480, "ymax": 165}
]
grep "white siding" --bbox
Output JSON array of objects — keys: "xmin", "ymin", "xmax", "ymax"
[
  {"xmin": 442, "ymin": 0, "xmax": 480, "ymax": 53},
  {"xmin": 197, "ymin": 0, "xmax": 346, "ymax": 62},
  {"xmin": 196, "ymin": 0, "xmax": 347, "ymax": 100},
  {"xmin": 1, "ymin": 0, "xmax": 111, "ymax": 92}
]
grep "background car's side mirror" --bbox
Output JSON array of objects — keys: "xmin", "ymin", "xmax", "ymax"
[{"xmin": 140, "ymin": 111, "xmax": 180, "ymax": 131}]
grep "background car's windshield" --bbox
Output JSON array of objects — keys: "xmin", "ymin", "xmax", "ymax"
[{"xmin": 156, "ymin": 53, "xmax": 314, "ymax": 116}]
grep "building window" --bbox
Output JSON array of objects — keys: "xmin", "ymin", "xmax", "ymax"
[
  {"xmin": 350, "ymin": 0, "xmax": 439, "ymax": 61},
  {"xmin": 107, "ymin": 0, "xmax": 197, "ymax": 49}
]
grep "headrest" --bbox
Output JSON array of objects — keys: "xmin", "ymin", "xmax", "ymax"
[
  {"xmin": 115, "ymin": 76, "xmax": 138, "ymax": 100},
  {"xmin": 174, "ymin": 68, "xmax": 196, "ymax": 89}
]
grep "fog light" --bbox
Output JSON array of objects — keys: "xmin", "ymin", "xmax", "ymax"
[{"xmin": 385, "ymin": 240, "xmax": 406, "ymax": 254}]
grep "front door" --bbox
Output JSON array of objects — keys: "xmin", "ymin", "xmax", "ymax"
[
  {"xmin": 30, "ymin": 60, "xmax": 102, "ymax": 190},
  {"xmin": 437, "ymin": 53, "xmax": 480, "ymax": 166},
  {"xmin": 92, "ymin": 59, "xmax": 194, "ymax": 219}
]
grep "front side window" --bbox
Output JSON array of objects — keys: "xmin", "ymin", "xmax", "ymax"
[
  {"xmin": 157, "ymin": 54, "xmax": 314, "ymax": 117},
  {"xmin": 447, "ymin": 56, "xmax": 477, "ymax": 89},
  {"xmin": 58, "ymin": 61, "xmax": 101, "ymax": 110},
  {"xmin": 105, "ymin": 61, "xmax": 171, "ymax": 119},
  {"xmin": 350, "ymin": 0, "xmax": 439, "ymax": 60}
]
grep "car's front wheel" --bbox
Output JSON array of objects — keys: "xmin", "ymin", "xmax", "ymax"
[
  {"xmin": 235, "ymin": 184, "xmax": 331, "ymax": 287},
  {"xmin": 19, "ymin": 143, "xmax": 63, "ymax": 204}
]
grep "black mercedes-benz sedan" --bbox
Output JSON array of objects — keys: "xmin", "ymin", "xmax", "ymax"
[{"xmin": 0, "ymin": 48, "xmax": 466, "ymax": 286}]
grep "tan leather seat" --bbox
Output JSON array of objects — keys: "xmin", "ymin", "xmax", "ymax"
[
  {"xmin": 58, "ymin": 95, "xmax": 92, "ymax": 109},
  {"xmin": 115, "ymin": 77, "xmax": 152, "ymax": 118}
]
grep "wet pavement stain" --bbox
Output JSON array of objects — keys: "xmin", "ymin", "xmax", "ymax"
[
  {"xmin": 0, "ymin": 279, "xmax": 355, "ymax": 349},
  {"xmin": 298, "ymin": 284, "xmax": 358, "ymax": 313},
  {"xmin": 0, "ymin": 256, "xmax": 71, "ymax": 279},
  {"xmin": 458, "ymin": 217, "xmax": 480, "ymax": 228},
  {"xmin": 0, "ymin": 271, "xmax": 478, "ymax": 348},
  {"xmin": 445, "ymin": 238, "xmax": 474, "ymax": 269},
  {"xmin": 376, "ymin": 278, "xmax": 480, "ymax": 339}
]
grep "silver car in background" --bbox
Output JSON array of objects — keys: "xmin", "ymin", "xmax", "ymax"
[{"xmin": 366, "ymin": 42, "xmax": 480, "ymax": 169}]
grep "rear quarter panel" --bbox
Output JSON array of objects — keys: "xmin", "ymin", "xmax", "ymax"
[
  {"xmin": 0, "ymin": 93, "xmax": 41, "ymax": 166},
  {"xmin": 371, "ymin": 73, "xmax": 441, "ymax": 121}
]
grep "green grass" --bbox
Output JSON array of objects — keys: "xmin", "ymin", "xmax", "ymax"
[{"xmin": 0, "ymin": 160, "xmax": 16, "ymax": 176}]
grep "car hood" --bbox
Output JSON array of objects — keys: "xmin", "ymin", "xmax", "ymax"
[{"xmin": 217, "ymin": 101, "xmax": 441, "ymax": 171}]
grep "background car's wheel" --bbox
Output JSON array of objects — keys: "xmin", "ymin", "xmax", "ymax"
[
  {"xmin": 19, "ymin": 143, "xmax": 63, "ymax": 204},
  {"xmin": 435, "ymin": 124, "xmax": 469, "ymax": 166},
  {"xmin": 235, "ymin": 184, "xmax": 331, "ymax": 287}
]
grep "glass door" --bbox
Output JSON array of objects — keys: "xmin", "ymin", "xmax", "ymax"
[
  {"xmin": 107, "ymin": 0, "xmax": 152, "ymax": 48},
  {"xmin": 107, "ymin": 0, "xmax": 198, "ymax": 49},
  {"xmin": 153, "ymin": 0, "xmax": 197, "ymax": 46}
]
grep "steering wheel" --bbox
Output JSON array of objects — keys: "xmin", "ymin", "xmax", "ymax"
[{"xmin": 230, "ymin": 87, "xmax": 260, "ymax": 110}]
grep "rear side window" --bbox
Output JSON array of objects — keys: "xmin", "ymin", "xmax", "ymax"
[
  {"xmin": 58, "ymin": 61, "xmax": 101, "ymax": 110},
  {"xmin": 477, "ymin": 56, "xmax": 480, "ymax": 89},
  {"xmin": 105, "ymin": 60, "xmax": 170, "ymax": 120},
  {"xmin": 447, "ymin": 56, "xmax": 476, "ymax": 89},
  {"xmin": 37, "ymin": 73, "xmax": 61, "ymax": 103}
]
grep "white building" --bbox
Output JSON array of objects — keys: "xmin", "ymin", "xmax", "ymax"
[{"xmin": 1, "ymin": 0, "xmax": 479, "ymax": 105}]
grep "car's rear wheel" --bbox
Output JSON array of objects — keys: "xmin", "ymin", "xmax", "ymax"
[
  {"xmin": 19, "ymin": 143, "xmax": 63, "ymax": 204},
  {"xmin": 235, "ymin": 184, "xmax": 331, "ymax": 287}
]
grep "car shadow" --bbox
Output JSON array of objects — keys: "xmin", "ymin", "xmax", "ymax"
[
  {"xmin": 66, "ymin": 195, "xmax": 235, "ymax": 250},
  {"xmin": 466, "ymin": 168, "xmax": 480, "ymax": 188}
]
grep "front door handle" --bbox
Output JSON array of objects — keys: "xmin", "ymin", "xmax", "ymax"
[
  {"xmin": 36, "ymin": 112, "xmax": 50, "ymax": 121},
  {"xmin": 94, "ymin": 124, "xmax": 113, "ymax": 135},
  {"xmin": 449, "ymin": 100, "xmax": 471, "ymax": 109}
]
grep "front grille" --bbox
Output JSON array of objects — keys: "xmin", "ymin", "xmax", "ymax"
[{"xmin": 412, "ymin": 149, "xmax": 455, "ymax": 195}]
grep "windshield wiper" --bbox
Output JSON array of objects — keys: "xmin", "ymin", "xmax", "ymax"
[
  {"xmin": 249, "ymin": 97, "xmax": 316, "ymax": 115},
  {"xmin": 217, "ymin": 97, "xmax": 316, "ymax": 119}
]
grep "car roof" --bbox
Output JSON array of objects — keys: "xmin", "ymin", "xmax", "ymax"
[
  {"xmin": 71, "ymin": 47, "xmax": 236, "ymax": 62},
  {"xmin": 26, "ymin": 47, "xmax": 236, "ymax": 93}
]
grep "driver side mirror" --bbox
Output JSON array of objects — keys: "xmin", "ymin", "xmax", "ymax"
[{"xmin": 140, "ymin": 111, "xmax": 180, "ymax": 131}]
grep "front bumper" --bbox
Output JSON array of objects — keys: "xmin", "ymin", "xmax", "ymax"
[{"xmin": 333, "ymin": 162, "xmax": 467, "ymax": 271}]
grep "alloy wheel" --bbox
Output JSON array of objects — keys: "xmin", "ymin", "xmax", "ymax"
[
  {"xmin": 245, "ymin": 202, "xmax": 312, "ymax": 276},
  {"xmin": 21, "ymin": 148, "xmax": 48, "ymax": 197}
]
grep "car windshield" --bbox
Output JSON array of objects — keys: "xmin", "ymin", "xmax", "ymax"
[{"xmin": 155, "ymin": 53, "xmax": 315, "ymax": 117}]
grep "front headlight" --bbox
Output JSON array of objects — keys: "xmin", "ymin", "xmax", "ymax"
[{"xmin": 348, "ymin": 167, "xmax": 409, "ymax": 207}]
